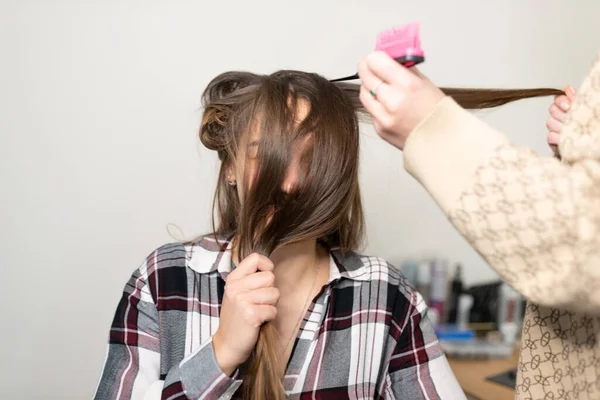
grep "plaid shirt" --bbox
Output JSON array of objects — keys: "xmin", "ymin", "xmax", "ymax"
[{"xmin": 94, "ymin": 236, "xmax": 465, "ymax": 399}]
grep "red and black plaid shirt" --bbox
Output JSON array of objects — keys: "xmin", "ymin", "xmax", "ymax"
[{"xmin": 94, "ymin": 236, "xmax": 465, "ymax": 399}]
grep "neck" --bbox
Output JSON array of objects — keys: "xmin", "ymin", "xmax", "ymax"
[{"xmin": 270, "ymin": 240, "xmax": 321, "ymax": 292}]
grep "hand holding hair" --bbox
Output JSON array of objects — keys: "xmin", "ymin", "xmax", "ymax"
[
  {"xmin": 546, "ymin": 86, "xmax": 576, "ymax": 158},
  {"xmin": 213, "ymin": 253, "xmax": 279, "ymax": 376},
  {"xmin": 357, "ymin": 51, "xmax": 564, "ymax": 150},
  {"xmin": 358, "ymin": 51, "xmax": 444, "ymax": 149}
]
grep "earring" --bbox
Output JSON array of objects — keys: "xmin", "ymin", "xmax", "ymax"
[{"xmin": 227, "ymin": 176, "xmax": 236, "ymax": 186}]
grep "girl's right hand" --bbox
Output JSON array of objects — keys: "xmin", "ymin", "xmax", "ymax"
[
  {"xmin": 213, "ymin": 253, "xmax": 280, "ymax": 375},
  {"xmin": 546, "ymin": 86, "xmax": 576, "ymax": 157}
]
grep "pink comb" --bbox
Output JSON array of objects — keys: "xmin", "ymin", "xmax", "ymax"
[
  {"xmin": 329, "ymin": 22, "xmax": 425, "ymax": 82},
  {"xmin": 375, "ymin": 22, "xmax": 424, "ymax": 67}
]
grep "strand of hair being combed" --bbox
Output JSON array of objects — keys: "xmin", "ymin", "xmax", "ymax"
[{"xmin": 335, "ymin": 83, "xmax": 563, "ymax": 116}]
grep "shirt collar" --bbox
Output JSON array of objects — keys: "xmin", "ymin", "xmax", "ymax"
[
  {"xmin": 186, "ymin": 234, "xmax": 235, "ymax": 277},
  {"xmin": 186, "ymin": 235, "xmax": 370, "ymax": 282}
]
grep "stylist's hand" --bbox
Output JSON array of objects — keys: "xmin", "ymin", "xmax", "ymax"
[
  {"xmin": 213, "ymin": 253, "xmax": 279, "ymax": 375},
  {"xmin": 546, "ymin": 86, "xmax": 576, "ymax": 157},
  {"xmin": 358, "ymin": 51, "xmax": 445, "ymax": 150}
]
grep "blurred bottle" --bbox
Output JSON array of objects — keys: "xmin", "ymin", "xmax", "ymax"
[
  {"xmin": 416, "ymin": 260, "xmax": 431, "ymax": 303},
  {"xmin": 497, "ymin": 283, "xmax": 522, "ymax": 345},
  {"xmin": 401, "ymin": 259, "xmax": 418, "ymax": 288},
  {"xmin": 429, "ymin": 259, "xmax": 448, "ymax": 325},
  {"xmin": 457, "ymin": 294, "xmax": 474, "ymax": 330},
  {"xmin": 446, "ymin": 264, "xmax": 464, "ymax": 324}
]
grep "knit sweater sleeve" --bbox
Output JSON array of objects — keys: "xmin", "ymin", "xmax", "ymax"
[{"xmin": 403, "ymin": 54, "xmax": 600, "ymax": 314}]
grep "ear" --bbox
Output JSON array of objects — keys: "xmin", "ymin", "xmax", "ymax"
[
  {"xmin": 225, "ymin": 163, "xmax": 237, "ymax": 187},
  {"xmin": 226, "ymin": 163, "xmax": 234, "ymax": 179}
]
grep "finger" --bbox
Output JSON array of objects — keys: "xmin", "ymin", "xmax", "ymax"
[
  {"xmin": 565, "ymin": 85, "xmax": 576, "ymax": 101},
  {"xmin": 244, "ymin": 287, "xmax": 280, "ymax": 305},
  {"xmin": 554, "ymin": 95, "xmax": 571, "ymax": 113},
  {"xmin": 238, "ymin": 270, "xmax": 276, "ymax": 290},
  {"xmin": 548, "ymin": 131, "xmax": 561, "ymax": 145},
  {"xmin": 229, "ymin": 253, "xmax": 274, "ymax": 281},
  {"xmin": 409, "ymin": 66, "xmax": 426, "ymax": 79},
  {"xmin": 358, "ymin": 57, "xmax": 385, "ymax": 93},
  {"xmin": 357, "ymin": 62, "xmax": 400, "ymax": 114},
  {"xmin": 549, "ymin": 103, "xmax": 567, "ymax": 123},
  {"xmin": 359, "ymin": 85, "xmax": 389, "ymax": 120},
  {"xmin": 363, "ymin": 51, "xmax": 415, "ymax": 87},
  {"xmin": 546, "ymin": 117, "xmax": 562, "ymax": 134},
  {"xmin": 255, "ymin": 256, "xmax": 275, "ymax": 272},
  {"xmin": 254, "ymin": 305, "xmax": 278, "ymax": 324},
  {"xmin": 549, "ymin": 144, "xmax": 560, "ymax": 159},
  {"xmin": 359, "ymin": 81, "xmax": 398, "ymax": 114}
]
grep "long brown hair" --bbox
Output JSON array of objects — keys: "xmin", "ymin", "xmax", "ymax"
[
  {"xmin": 336, "ymin": 84, "xmax": 563, "ymax": 114},
  {"xmin": 199, "ymin": 70, "xmax": 561, "ymax": 399}
]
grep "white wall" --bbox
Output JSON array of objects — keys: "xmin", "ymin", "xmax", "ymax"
[{"xmin": 2, "ymin": 0, "xmax": 599, "ymax": 398}]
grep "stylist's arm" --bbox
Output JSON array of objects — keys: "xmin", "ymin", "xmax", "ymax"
[{"xmin": 358, "ymin": 51, "xmax": 600, "ymax": 314}]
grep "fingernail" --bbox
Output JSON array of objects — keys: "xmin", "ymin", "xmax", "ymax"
[{"xmin": 561, "ymin": 101, "xmax": 570, "ymax": 111}]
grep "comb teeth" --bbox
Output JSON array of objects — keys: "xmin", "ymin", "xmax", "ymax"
[{"xmin": 375, "ymin": 22, "xmax": 423, "ymax": 60}]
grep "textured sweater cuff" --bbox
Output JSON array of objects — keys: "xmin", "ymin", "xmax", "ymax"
[{"xmin": 403, "ymin": 97, "xmax": 509, "ymax": 213}]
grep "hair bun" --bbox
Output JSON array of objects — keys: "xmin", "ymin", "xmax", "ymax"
[
  {"xmin": 200, "ymin": 103, "xmax": 230, "ymax": 152},
  {"xmin": 199, "ymin": 72, "xmax": 259, "ymax": 156}
]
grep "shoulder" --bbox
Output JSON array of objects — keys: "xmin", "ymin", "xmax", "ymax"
[
  {"xmin": 138, "ymin": 235, "xmax": 228, "ymax": 276},
  {"xmin": 123, "ymin": 242, "xmax": 191, "ymax": 303},
  {"xmin": 332, "ymin": 250, "xmax": 401, "ymax": 282},
  {"xmin": 331, "ymin": 250, "xmax": 422, "ymax": 311},
  {"xmin": 130, "ymin": 236, "xmax": 230, "ymax": 302},
  {"xmin": 140, "ymin": 242, "xmax": 189, "ymax": 276}
]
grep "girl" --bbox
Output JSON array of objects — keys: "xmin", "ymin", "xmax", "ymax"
[{"xmin": 94, "ymin": 70, "xmax": 466, "ymax": 400}]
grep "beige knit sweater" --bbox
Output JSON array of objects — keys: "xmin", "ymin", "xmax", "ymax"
[{"xmin": 403, "ymin": 55, "xmax": 600, "ymax": 399}]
